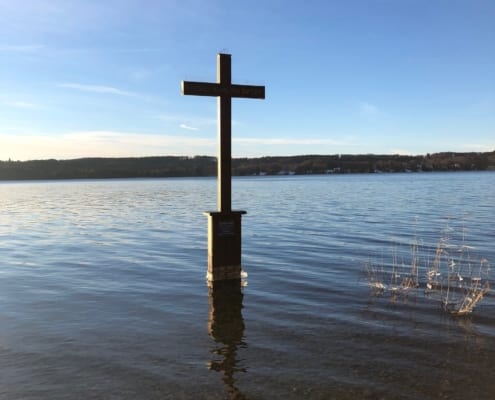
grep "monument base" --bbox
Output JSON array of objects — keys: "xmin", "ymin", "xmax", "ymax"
[{"xmin": 204, "ymin": 211, "xmax": 246, "ymax": 282}]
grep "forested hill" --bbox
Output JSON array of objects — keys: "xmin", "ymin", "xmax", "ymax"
[{"xmin": 1, "ymin": 151, "xmax": 494, "ymax": 180}]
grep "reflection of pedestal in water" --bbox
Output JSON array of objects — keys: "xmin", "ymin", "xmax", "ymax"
[{"xmin": 207, "ymin": 280, "xmax": 247, "ymax": 399}]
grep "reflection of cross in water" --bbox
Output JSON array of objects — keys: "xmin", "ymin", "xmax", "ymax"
[{"xmin": 207, "ymin": 280, "xmax": 247, "ymax": 399}]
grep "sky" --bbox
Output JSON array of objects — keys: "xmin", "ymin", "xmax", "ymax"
[{"xmin": 0, "ymin": 0, "xmax": 494, "ymax": 160}]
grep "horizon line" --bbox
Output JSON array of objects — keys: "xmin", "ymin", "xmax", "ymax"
[{"xmin": 2, "ymin": 150, "xmax": 494, "ymax": 163}]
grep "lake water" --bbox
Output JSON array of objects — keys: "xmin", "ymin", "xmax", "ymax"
[{"xmin": 1, "ymin": 172, "xmax": 494, "ymax": 399}]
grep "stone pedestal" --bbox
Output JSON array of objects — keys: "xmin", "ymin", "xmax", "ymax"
[{"xmin": 204, "ymin": 211, "xmax": 246, "ymax": 281}]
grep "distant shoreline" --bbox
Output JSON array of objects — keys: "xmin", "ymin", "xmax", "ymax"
[{"xmin": 1, "ymin": 151, "xmax": 494, "ymax": 181}]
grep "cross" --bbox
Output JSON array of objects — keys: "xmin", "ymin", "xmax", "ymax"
[{"xmin": 181, "ymin": 53, "xmax": 265, "ymax": 213}]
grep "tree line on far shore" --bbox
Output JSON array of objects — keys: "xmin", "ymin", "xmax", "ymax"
[{"xmin": 0, "ymin": 151, "xmax": 494, "ymax": 180}]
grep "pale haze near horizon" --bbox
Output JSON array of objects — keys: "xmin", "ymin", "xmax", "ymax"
[{"xmin": 0, "ymin": 0, "xmax": 494, "ymax": 161}]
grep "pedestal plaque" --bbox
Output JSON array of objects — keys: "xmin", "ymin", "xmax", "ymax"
[{"xmin": 204, "ymin": 211, "xmax": 246, "ymax": 281}]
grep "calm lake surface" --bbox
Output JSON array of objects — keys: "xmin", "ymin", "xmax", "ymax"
[{"xmin": 1, "ymin": 172, "xmax": 494, "ymax": 399}]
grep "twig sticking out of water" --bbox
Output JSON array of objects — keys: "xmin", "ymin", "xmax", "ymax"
[
  {"xmin": 441, "ymin": 258, "xmax": 491, "ymax": 315},
  {"xmin": 365, "ymin": 226, "xmax": 491, "ymax": 316}
]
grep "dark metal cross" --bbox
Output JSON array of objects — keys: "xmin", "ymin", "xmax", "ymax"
[{"xmin": 182, "ymin": 53, "xmax": 265, "ymax": 213}]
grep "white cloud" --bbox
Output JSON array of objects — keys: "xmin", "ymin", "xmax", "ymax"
[
  {"xmin": 57, "ymin": 83, "xmax": 138, "ymax": 97},
  {"xmin": 117, "ymin": 48, "xmax": 164, "ymax": 53},
  {"xmin": 0, "ymin": 132, "xmax": 359, "ymax": 161},
  {"xmin": 158, "ymin": 114, "xmax": 217, "ymax": 126},
  {"xmin": 462, "ymin": 143, "xmax": 495, "ymax": 152},
  {"xmin": 0, "ymin": 131, "xmax": 215, "ymax": 161},
  {"xmin": 234, "ymin": 137, "xmax": 353, "ymax": 146},
  {"xmin": 3, "ymin": 101, "xmax": 40, "ymax": 109},
  {"xmin": 179, "ymin": 124, "xmax": 199, "ymax": 131},
  {"xmin": 158, "ymin": 114, "xmax": 239, "ymax": 128},
  {"xmin": 359, "ymin": 102, "xmax": 380, "ymax": 116},
  {"xmin": 231, "ymin": 136, "xmax": 361, "ymax": 157},
  {"xmin": 130, "ymin": 69, "xmax": 151, "ymax": 81},
  {"xmin": 0, "ymin": 44, "xmax": 44, "ymax": 52},
  {"xmin": 389, "ymin": 148, "xmax": 415, "ymax": 155}
]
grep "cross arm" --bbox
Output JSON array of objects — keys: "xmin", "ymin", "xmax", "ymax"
[
  {"xmin": 181, "ymin": 81, "xmax": 221, "ymax": 97},
  {"xmin": 182, "ymin": 81, "xmax": 265, "ymax": 99}
]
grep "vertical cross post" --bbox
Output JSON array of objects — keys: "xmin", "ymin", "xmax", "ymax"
[
  {"xmin": 217, "ymin": 53, "xmax": 232, "ymax": 213},
  {"xmin": 182, "ymin": 53, "xmax": 265, "ymax": 281}
]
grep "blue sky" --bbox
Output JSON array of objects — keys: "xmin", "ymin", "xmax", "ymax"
[{"xmin": 1, "ymin": 0, "xmax": 494, "ymax": 160}]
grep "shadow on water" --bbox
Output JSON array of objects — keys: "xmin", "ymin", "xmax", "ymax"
[{"xmin": 207, "ymin": 279, "xmax": 247, "ymax": 400}]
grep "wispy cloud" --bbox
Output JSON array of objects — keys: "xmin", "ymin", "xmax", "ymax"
[
  {"xmin": 231, "ymin": 136, "xmax": 360, "ymax": 157},
  {"xmin": 179, "ymin": 124, "xmax": 199, "ymax": 131},
  {"xmin": 57, "ymin": 83, "xmax": 138, "ymax": 97},
  {"xmin": 0, "ymin": 131, "xmax": 215, "ymax": 161},
  {"xmin": 234, "ymin": 137, "xmax": 353, "ymax": 146},
  {"xmin": 3, "ymin": 101, "xmax": 40, "ymax": 109},
  {"xmin": 389, "ymin": 148, "xmax": 415, "ymax": 155},
  {"xmin": 359, "ymin": 102, "xmax": 379, "ymax": 115},
  {"xmin": 130, "ymin": 69, "xmax": 151, "ymax": 81},
  {"xmin": 157, "ymin": 114, "xmax": 217, "ymax": 131},
  {"xmin": 158, "ymin": 114, "xmax": 216, "ymax": 124},
  {"xmin": 115, "ymin": 48, "xmax": 164, "ymax": 53},
  {"xmin": 462, "ymin": 143, "xmax": 495, "ymax": 152},
  {"xmin": 0, "ymin": 44, "xmax": 44, "ymax": 52}
]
